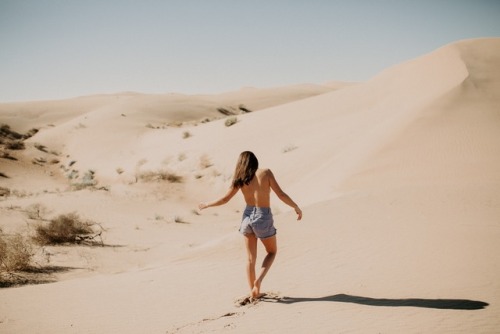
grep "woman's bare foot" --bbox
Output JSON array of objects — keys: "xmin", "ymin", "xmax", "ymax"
[{"xmin": 251, "ymin": 280, "xmax": 264, "ymax": 299}]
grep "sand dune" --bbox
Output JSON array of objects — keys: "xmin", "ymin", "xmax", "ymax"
[{"xmin": 0, "ymin": 38, "xmax": 499, "ymax": 333}]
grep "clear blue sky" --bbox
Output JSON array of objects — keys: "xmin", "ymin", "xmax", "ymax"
[{"xmin": 1, "ymin": 0, "xmax": 499, "ymax": 102}]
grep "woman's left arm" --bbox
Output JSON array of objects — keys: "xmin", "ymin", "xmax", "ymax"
[{"xmin": 199, "ymin": 186, "xmax": 239, "ymax": 210}]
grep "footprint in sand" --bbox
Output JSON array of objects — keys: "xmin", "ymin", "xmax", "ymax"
[{"xmin": 234, "ymin": 291, "xmax": 283, "ymax": 306}]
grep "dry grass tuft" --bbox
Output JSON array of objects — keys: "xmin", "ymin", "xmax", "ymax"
[
  {"xmin": 5, "ymin": 140, "xmax": 25, "ymax": 150},
  {"xmin": 199, "ymin": 154, "xmax": 213, "ymax": 169},
  {"xmin": 217, "ymin": 107, "xmax": 238, "ymax": 116},
  {"xmin": 24, "ymin": 203, "xmax": 49, "ymax": 220},
  {"xmin": 225, "ymin": 116, "xmax": 238, "ymax": 127},
  {"xmin": 0, "ymin": 124, "xmax": 38, "ymax": 153},
  {"xmin": 0, "ymin": 233, "xmax": 34, "ymax": 272},
  {"xmin": 71, "ymin": 170, "xmax": 97, "ymax": 190},
  {"xmin": 1, "ymin": 151, "xmax": 17, "ymax": 160},
  {"xmin": 137, "ymin": 170, "xmax": 183, "ymax": 183},
  {"xmin": 34, "ymin": 143, "xmax": 48, "ymax": 153},
  {"xmin": 174, "ymin": 216, "xmax": 189, "ymax": 224},
  {"xmin": 33, "ymin": 213, "xmax": 96, "ymax": 245},
  {"xmin": 0, "ymin": 186, "xmax": 10, "ymax": 197}
]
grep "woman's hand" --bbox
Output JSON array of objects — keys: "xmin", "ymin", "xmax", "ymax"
[
  {"xmin": 295, "ymin": 207, "xmax": 303, "ymax": 221},
  {"xmin": 198, "ymin": 202, "xmax": 208, "ymax": 211}
]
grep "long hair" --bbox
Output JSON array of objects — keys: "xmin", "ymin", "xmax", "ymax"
[{"xmin": 232, "ymin": 151, "xmax": 259, "ymax": 188}]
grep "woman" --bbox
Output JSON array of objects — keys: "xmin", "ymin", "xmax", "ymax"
[{"xmin": 199, "ymin": 151, "xmax": 302, "ymax": 299}]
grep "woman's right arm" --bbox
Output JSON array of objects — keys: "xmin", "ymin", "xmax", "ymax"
[
  {"xmin": 199, "ymin": 186, "xmax": 239, "ymax": 210},
  {"xmin": 268, "ymin": 169, "xmax": 302, "ymax": 220}
]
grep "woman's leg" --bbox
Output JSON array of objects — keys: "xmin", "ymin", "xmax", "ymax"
[
  {"xmin": 252, "ymin": 235, "xmax": 277, "ymax": 298},
  {"xmin": 244, "ymin": 234, "xmax": 258, "ymax": 293}
]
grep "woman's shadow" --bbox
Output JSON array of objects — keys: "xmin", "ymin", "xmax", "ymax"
[{"xmin": 264, "ymin": 293, "xmax": 488, "ymax": 310}]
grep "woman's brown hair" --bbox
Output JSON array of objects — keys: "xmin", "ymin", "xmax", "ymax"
[{"xmin": 232, "ymin": 151, "xmax": 259, "ymax": 188}]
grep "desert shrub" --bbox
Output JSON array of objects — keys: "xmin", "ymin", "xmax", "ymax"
[
  {"xmin": 1, "ymin": 151, "xmax": 17, "ymax": 160},
  {"xmin": 32, "ymin": 157, "xmax": 47, "ymax": 165},
  {"xmin": 34, "ymin": 213, "xmax": 95, "ymax": 245},
  {"xmin": 34, "ymin": 143, "xmax": 48, "ymax": 152},
  {"xmin": 82, "ymin": 170, "xmax": 96, "ymax": 184},
  {"xmin": 217, "ymin": 107, "xmax": 237, "ymax": 116},
  {"xmin": 24, "ymin": 203, "xmax": 49, "ymax": 220},
  {"xmin": 225, "ymin": 116, "xmax": 238, "ymax": 127},
  {"xmin": 5, "ymin": 140, "xmax": 25, "ymax": 150},
  {"xmin": 0, "ymin": 233, "xmax": 34, "ymax": 272},
  {"xmin": 173, "ymin": 216, "xmax": 189, "ymax": 224},
  {"xmin": 23, "ymin": 128, "xmax": 39, "ymax": 139},
  {"xmin": 238, "ymin": 104, "xmax": 252, "ymax": 113},
  {"xmin": 137, "ymin": 170, "xmax": 183, "ymax": 183},
  {"xmin": 182, "ymin": 131, "xmax": 192, "ymax": 139},
  {"xmin": 0, "ymin": 187, "xmax": 10, "ymax": 197},
  {"xmin": 71, "ymin": 170, "xmax": 97, "ymax": 190},
  {"xmin": 199, "ymin": 154, "xmax": 213, "ymax": 169},
  {"xmin": 0, "ymin": 124, "xmax": 23, "ymax": 140}
]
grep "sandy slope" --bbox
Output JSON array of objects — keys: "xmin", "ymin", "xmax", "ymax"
[{"xmin": 1, "ymin": 38, "xmax": 499, "ymax": 333}]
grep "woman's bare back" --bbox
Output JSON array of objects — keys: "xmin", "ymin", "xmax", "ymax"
[{"xmin": 240, "ymin": 169, "xmax": 272, "ymax": 207}]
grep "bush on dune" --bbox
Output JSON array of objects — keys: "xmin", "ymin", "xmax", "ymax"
[
  {"xmin": 0, "ymin": 233, "xmax": 34, "ymax": 272},
  {"xmin": 137, "ymin": 170, "xmax": 183, "ymax": 183},
  {"xmin": 34, "ymin": 213, "xmax": 98, "ymax": 245}
]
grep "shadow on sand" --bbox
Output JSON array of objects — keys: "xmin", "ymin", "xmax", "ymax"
[
  {"xmin": 0, "ymin": 265, "xmax": 76, "ymax": 288},
  {"xmin": 269, "ymin": 294, "xmax": 488, "ymax": 310}
]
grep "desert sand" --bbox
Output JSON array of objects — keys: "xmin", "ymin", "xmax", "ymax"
[{"xmin": 0, "ymin": 38, "xmax": 499, "ymax": 333}]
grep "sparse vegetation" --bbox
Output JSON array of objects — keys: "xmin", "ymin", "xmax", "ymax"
[
  {"xmin": 0, "ymin": 124, "xmax": 23, "ymax": 140},
  {"xmin": 24, "ymin": 128, "xmax": 39, "ymax": 139},
  {"xmin": 137, "ymin": 170, "xmax": 183, "ymax": 183},
  {"xmin": 217, "ymin": 107, "xmax": 238, "ymax": 116},
  {"xmin": 5, "ymin": 140, "xmax": 25, "ymax": 150},
  {"xmin": 225, "ymin": 116, "xmax": 238, "ymax": 127},
  {"xmin": 24, "ymin": 203, "xmax": 49, "ymax": 220},
  {"xmin": 1, "ymin": 151, "xmax": 17, "ymax": 160},
  {"xmin": 174, "ymin": 216, "xmax": 189, "ymax": 224},
  {"xmin": 0, "ymin": 124, "xmax": 38, "ymax": 152},
  {"xmin": 282, "ymin": 144, "xmax": 298, "ymax": 153},
  {"xmin": 183, "ymin": 131, "xmax": 192, "ymax": 139},
  {"xmin": 0, "ymin": 186, "xmax": 10, "ymax": 197},
  {"xmin": 0, "ymin": 204, "xmax": 108, "ymax": 286},
  {"xmin": 0, "ymin": 233, "xmax": 34, "ymax": 272},
  {"xmin": 71, "ymin": 170, "xmax": 97, "ymax": 190},
  {"xmin": 199, "ymin": 154, "xmax": 213, "ymax": 169},
  {"xmin": 116, "ymin": 167, "xmax": 124, "ymax": 175},
  {"xmin": 33, "ymin": 212, "xmax": 99, "ymax": 245},
  {"xmin": 239, "ymin": 104, "xmax": 252, "ymax": 113},
  {"xmin": 32, "ymin": 157, "xmax": 47, "ymax": 165},
  {"xmin": 34, "ymin": 143, "xmax": 48, "ymax": 153}
]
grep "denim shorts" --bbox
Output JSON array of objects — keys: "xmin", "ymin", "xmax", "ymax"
[{"xmin": 239, "ymin": 206, "xmax": 276, "ymax": 239}]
